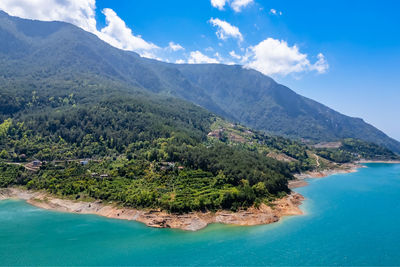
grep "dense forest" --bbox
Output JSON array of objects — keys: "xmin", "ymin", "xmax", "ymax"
[
  {"xmin": 1, "ymin": 91, "xmax": 398, "ymax": 213},
  {"xmin": 0, "ymin": 93, "xmax": 297, "ymax": 212}
]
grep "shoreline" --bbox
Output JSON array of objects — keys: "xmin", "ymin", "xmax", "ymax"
[
  {"xmin": 289, "ymin": 160, "xmax": 400, "ymax": 189},
  {"xmin": 356, "ymin": 160, "xmax": 400, "ymax": 164},
  {"xmin": 2, "ymin": 160, "xmax": 397, "ymax": 231},
  {"xmin": 0, "ymin": 187, "xmax": 304, "ymax": 231},
  {"xmin": 289, "ymin": 163, "xmax": 360, "ymax": 189}
]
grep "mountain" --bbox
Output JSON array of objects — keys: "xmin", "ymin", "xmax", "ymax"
[
  {"xmin": 173, "ymin": 64, "xmax": 400, "ymax": 150},
  {"xmin": 1, "ymin": 11, "xmax": 399, "ymax": 214},
  {"xmin": 0, "ymin": 10, "xmax": 300, "ymax": 212},
  {"xmin": 0, "ymin": 10, "xmax": 399, "ymax": 153}
]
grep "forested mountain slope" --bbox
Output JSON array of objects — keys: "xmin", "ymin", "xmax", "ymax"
[
  {"xmin": 174, "ymin": 64, "xmax": 397, "ymax": 147},
  {"xmin": 0, "ymin": 10, "xmax": 399, "ymax": 153}
]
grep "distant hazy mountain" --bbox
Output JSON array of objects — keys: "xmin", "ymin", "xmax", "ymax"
[{"xmin": 1, "ymin": 10, "xmax": 399, "ymax": 153}]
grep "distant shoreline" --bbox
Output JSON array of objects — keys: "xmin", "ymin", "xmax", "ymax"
[
  {"xmin": 289, "ymin": 163, "xmax": 360, "ymax": 189},
  {"xmin": 289, "ymin": 160, "xmax": 400, "ymax": 189},
  {"xmin": 356, "ymin": 160, "xmax": 400, "ymax": 164},
  {"xmin": 0, "ymin": 187, "xmax": 304, "ymax": 231}
]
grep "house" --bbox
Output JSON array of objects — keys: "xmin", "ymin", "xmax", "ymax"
[
  {"xmin": 32, "ymin": 160, "xmax": 42, "ymax": 167},
  {"xmin": 160, "ymin": 162, "xmax": 175, "ymax": 170},
  {"xmin": 207, "ymin": 129, "xmax": 224, "ymax": 138}
]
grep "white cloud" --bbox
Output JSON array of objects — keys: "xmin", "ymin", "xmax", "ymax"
[
  {"xmin": 310, "ymin": 53, "xmax": 329, "ymax": 74},
  {"xmin": 210, "ymin": 0, "xmax": 253, "ymax": 12},
  {"xmin": 175, "ymin": 59, "xmax": 186, "ymax": 64},
  {"xmin": 229, "ymin": 50, "xmax": 242, "ymax": 60},
  {"xmin": 230, "ymin": 0, "xmax": 254, "ymax": 12},
  {"xmin": 0, "ymin": 0, "xmax": 98, "ymax": 32},
  {"xmin": 210, "ymin": 0, "xmax": 227, "ymax": 10},
  {"xmin": 0, "ymin": 0, "xmax": 159, "ymax": 58},
  {"xmin": 214, "ymin": 52, "xmax": 224, "ymax": 61},
  {"xmin": 244, "ymin": 38, "xmax": 329, "ymax": 76},
  {"xmin": 188, "ymin": 51, "xmax": 220, "ymax": 64},
  {"xmin": 98, "ymin": 8, "xmax": 158, "ymax": 56},
  {"xmin": 270, "ymin": 9, "xmax": 282, "ymax": 16},
  {"xmin": 209, "ymin": 18, "xmax": 243, "ymax": 41},
  {"xmin": 168, "ymin": 42, "xmax": 184, "ymax": 51},
  {"xmin": 226, "ymin": 61, "xmax": 237, "ymax": 65}
]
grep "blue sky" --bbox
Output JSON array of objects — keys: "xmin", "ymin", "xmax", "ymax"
[{"xmin": 1, "ymin": 0, "xmax": 399, "ymax": 140}]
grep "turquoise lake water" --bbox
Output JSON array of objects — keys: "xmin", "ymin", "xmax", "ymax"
[{"xmin": 1, "ymin": 163, "xmax": 400, "ymax": 266}]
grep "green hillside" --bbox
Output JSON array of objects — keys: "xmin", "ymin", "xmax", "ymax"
[
  {"xmin": 0, "ymin": 11, "xmax": 399, "ymax": 153},
  {"xmin": 0, "ymin": 94, "xmax": 294, "ymax": 212},
  {"xmin": 1, "ymin": 90, "xmax": 397, "ymax": 213},
  {"xmin": 173, "ymin": 64, "xmax": 400, "ymax": 152}
]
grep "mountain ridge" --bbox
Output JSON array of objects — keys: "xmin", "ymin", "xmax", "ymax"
[{"xmin": 0, "ymin": 10, "xmax": 399, "ymax": 153}]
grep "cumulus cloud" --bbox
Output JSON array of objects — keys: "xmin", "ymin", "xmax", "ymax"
[
  {"xmin": 210, "ymin": 0, "xmax": 253, "ymax": 12},
  {"xmin": 244, "ymin": 38, "xmax": 329, "ymax": 76},
  {"xmin": 209, "ymin": 18, "xmax": 243, "ymax": 41},
  {"xmin": 168, "ymin": 42, "xmax": 184, "ymax": 51},
  {"xmin": 0, "ymin": 0, "xmax": 98, "ymax": 32},
  {"xmin": 188, "ymin": 51, "xmax": 220, "ymax": 64},
  {"xmin": 0, "ymin": 0, "xmax": 159, "ymax": 58},
  {"xmin": 210, "ymin": 0, "xmax": 227, "ymax": 10},
  {"xmin": 98, "ymin": 8, "xmax": 158, "ymax": 56},
  {"xmin": 230, "ymin": 0, "xmax": 254, "ymax": 12}
]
